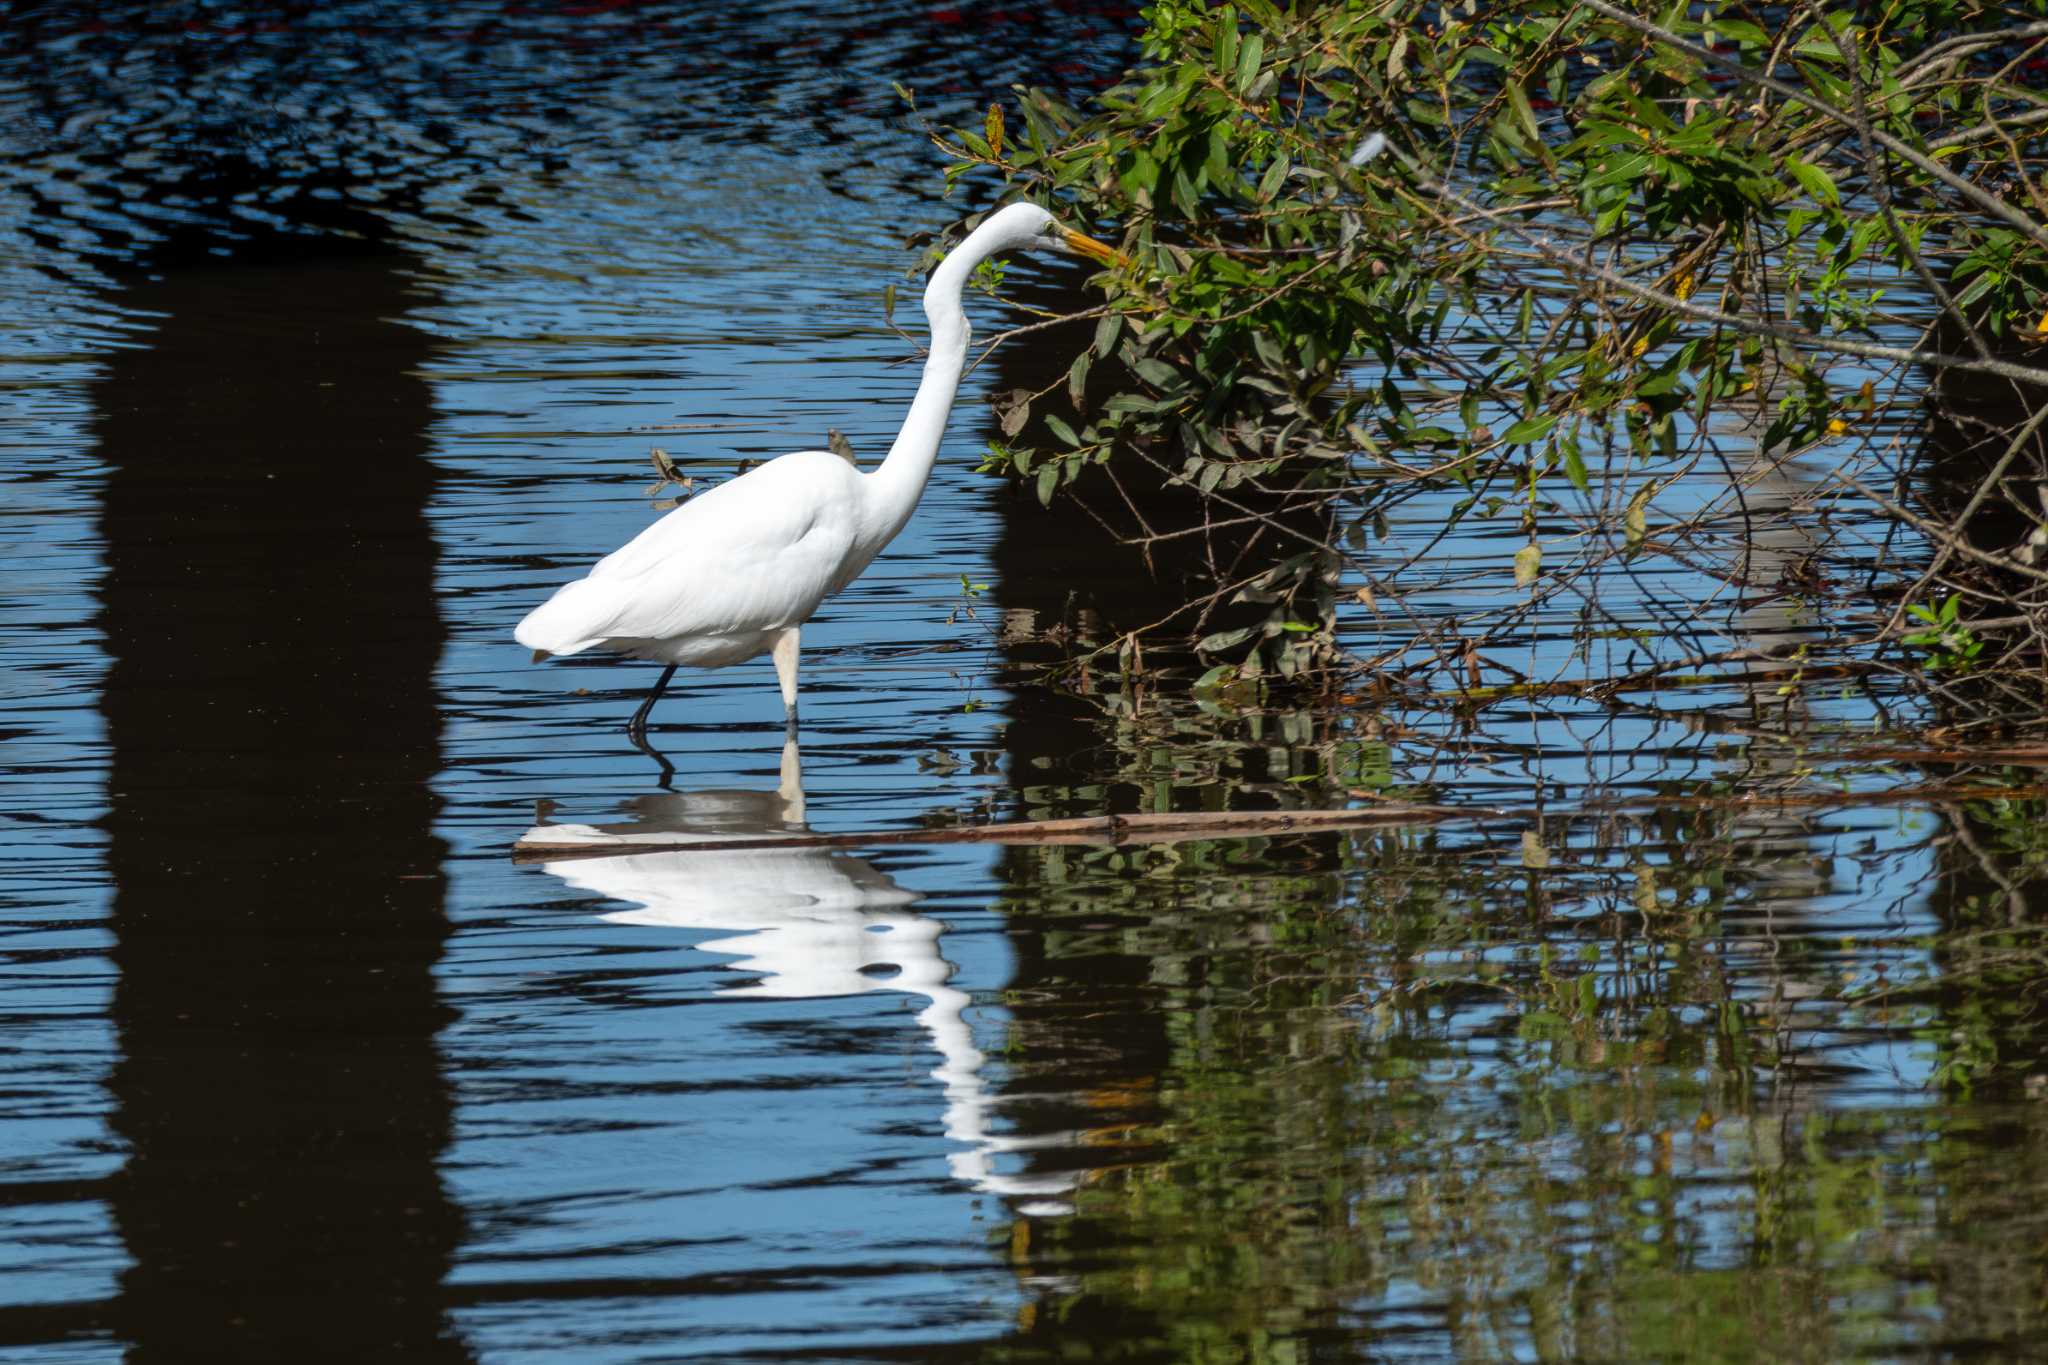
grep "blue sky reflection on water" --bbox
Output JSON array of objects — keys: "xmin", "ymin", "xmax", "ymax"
[{"xmin": 0, "ymin": 246, "xmax": 124, "ymax": 1324}]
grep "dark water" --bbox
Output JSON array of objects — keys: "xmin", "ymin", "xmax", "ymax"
[{"xmin": 4, "ymin": 4, "xmax": 2048, "ymax": 1361}]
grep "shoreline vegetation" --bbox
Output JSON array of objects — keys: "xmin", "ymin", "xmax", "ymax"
[{"xmin": 918, "ymin": 0, "xmax": 2048, "ymax": 723}]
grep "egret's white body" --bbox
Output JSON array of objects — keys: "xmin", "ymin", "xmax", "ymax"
[{"xmin": 516, "ymin": 202, "xmax": 1118, "ymax": 732}]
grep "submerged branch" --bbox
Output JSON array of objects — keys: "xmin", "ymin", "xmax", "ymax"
[{"xmin": 513, "ymin": 804, "xmax": 1462, "ymax": 862}]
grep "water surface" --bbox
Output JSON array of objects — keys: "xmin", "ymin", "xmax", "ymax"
[{"xmin": 4, "ymin": 4, "xmax": 2048, "ymax": 1361}]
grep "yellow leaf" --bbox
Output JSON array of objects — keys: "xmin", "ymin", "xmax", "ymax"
[
  {"xmin": 2036, "ymin": 309, "xmax": 2048, "ymax": 336},
  {"xmin": 1513, "ymin": 541, "xmax": 1542, "ymax": 587},
  {"xmin": 985, "ymin": 103, "xmax": 1005, "ymax": 161},
  {"xmin": 1625, "ymin": 485, "xmax": 1651, "ymax": 548},
  {"xmin": 1827, "ymin": 416, "xmax": 1848, "ymax": 435},
  {"xmin": 1674, "ymin": 270, "xmax": 1695, "ymax": 301},
  {"xmin": 1630, "ymin": 334, "xmax": 1649, "ymax": 358}
]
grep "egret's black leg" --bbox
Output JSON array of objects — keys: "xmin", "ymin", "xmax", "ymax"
[{"xmin": 626, "ymin": 663, "xmax": 678, "ymax": 738}]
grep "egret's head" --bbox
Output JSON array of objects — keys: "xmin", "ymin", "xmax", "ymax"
[{"xmin": 981, "ymin": 201, "xmax": 1125, "ymax": 266}]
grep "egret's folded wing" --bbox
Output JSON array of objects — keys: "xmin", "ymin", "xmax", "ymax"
[{"xmin": 518, "ymin": 453, "xmax": 861, "ymax": 652}]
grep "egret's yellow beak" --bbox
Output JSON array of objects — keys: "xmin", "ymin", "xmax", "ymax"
[{"xmin": 1062, "ymin": 227, "xmax": 1128, "ymax": 268}]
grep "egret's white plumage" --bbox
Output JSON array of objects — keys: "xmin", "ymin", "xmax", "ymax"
[{"xmin": 516, "ymin": 202, "xmax": 1120, "ymax": 733}]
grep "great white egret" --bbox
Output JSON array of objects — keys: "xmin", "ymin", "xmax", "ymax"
[{"xmin": 516, "ymin": 202, "xmax": 1121, "ymax": 735}]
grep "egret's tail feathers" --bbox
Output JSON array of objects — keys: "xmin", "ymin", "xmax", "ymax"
[{"xmin": 515, "ymin": 579, "xmax": 616, "ymax": 659}]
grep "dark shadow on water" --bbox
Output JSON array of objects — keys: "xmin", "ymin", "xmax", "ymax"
[{"xmin": 92, "ymin": 225, "xmax": 469, "ymax": 1361}]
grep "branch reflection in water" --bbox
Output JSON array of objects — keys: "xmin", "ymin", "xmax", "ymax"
[{"xmin": 521, "ymin": 741, "xmax": 1078, "ymax": 1217}]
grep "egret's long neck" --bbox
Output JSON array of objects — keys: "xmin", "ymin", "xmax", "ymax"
[{"xmin": 866, "ymin": 225, "xmax": 1004, "ymax": 534}]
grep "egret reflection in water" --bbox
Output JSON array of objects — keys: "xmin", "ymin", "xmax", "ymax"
[{"xmin": 523, "ymin": 741, "xmax": 1079, "ymax": 1216}]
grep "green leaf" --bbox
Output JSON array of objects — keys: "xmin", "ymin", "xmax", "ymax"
[
  {"xmin": 1214, "ymin": 11, "xmax": 1239, "ymax": 78},
  {"xmin": 1502, "ymin": 413, "xmax": 1557, "ymax": 444},
  {"xmin": 1562, "ymin": 437, "xmax": 1590, "ymax": 494},
  {"xmin": 1505, "ymin": 80, "xmax": 1547, "ymax": 161},
  {"xmin": 1250, "ymin": 329, "xmax": 1288, "ymax": 372},
  {"xmin": 1714, "ymin": 17, "xmax": 1770, "ymax": 45},
  {"xmin": 1092, "ymin": 312, "xmax": 1123, "ymax": 359},
  {"xmin": 1792, "ymin": 27, "xmax": 1848, "ymax": 63},
  {"xmin": 1198, "ymin": 625, "xmax": 1255, "ymax": 652},
  {"xmin": 1204, "ymin": 125, "xmax": 1231, "ymax": 187},
  {"xmin": 1043, "ymin": 413, "xmax": 1082, "ymax": 447},
  {"xmin": 1513, "ymin": 541, "xmax": 1542, "ymax": 587},
  {"xmin": 1787, "ymin": 157, "xmax": 1840, "ymax": 206},
  {"xmin": 1067, "ymin": 350, "xmax": 1091, "ymax": 410},
  {"xmin": 1257, "ymin": 154, "xmax": 1290, "ymax": 200},
  {"xmin": 1233, "ymin": 32, "xmax": 1263, "ymax": 94},
  {"xmin": 1035, "ymin": 463, "xmax": 1059, "ymax": 506},
  {"xmin": 1133, "ymin": 357, "xmax": 1183, "ymax": 388}
]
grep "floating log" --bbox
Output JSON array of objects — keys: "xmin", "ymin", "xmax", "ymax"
[{"xmin": 512, "ymin": 804, "xmax": 1460, "ymax": 863}]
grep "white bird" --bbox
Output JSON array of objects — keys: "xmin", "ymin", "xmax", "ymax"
[{"xmin": 516, "ymin": 202, "xmax": 1121, "ymax": 736}]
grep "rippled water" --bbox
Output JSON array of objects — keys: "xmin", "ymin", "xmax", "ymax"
[{"xmin": 4, "ymin": 4, "xmax": 2048, "ymax": 1361}]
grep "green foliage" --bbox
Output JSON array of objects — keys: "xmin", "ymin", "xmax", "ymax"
[
  {"xmin": 1903, "ymin": 593, "xmax": 1984, "ymax": 671},
  {"xmin": 1953, "ymin": 226, "xmax": 2048, "ymax": 338},
  {"xmin": 969, "ymin": 256, "xmax": 1008, "ymax": 296},
  {"xmin": 923, "ymin": 0, "xmax": 2048, "ymax": 682}
]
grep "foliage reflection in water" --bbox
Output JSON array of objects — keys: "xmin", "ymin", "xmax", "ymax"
[{"xmin": 972, "ymin": 691, "xmax": 2048, "ymax": 1361}]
